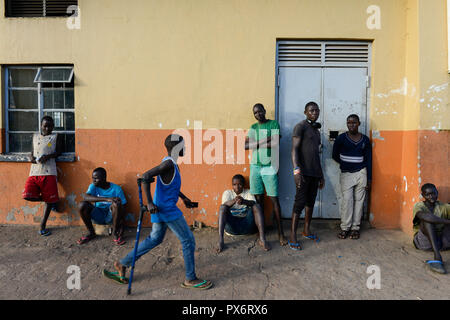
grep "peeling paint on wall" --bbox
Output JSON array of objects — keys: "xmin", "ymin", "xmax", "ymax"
[
  {"xmin": 66, "ymin": 193, "xmax": 77, "ymax": 209},
  {"xmin": 22, "ymin": 205, "xmax": 41, "ymax": 217},
  {"xmin": 376, "ymin": 77, "xmax": 417, "ymax": 98},
  {"xmin": 426, "ymin": 82, "xmax": 448, "ymax": 93},
  {"xmin": 6, "ymin": 208, "xmax": 18, "ymax": 222},
  {"xmin": 372, "ymin": 130, "xmax": 385, "ymax": 140}
]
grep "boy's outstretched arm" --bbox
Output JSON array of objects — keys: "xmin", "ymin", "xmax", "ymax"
[{"xmin": 179, "ymin": 191, "xmax": 197, "ymax": 208}]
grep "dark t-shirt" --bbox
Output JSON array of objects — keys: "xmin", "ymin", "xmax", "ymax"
[{"xmin": 292, "ymin": 120, "xmax": 323, "ymax": 178}]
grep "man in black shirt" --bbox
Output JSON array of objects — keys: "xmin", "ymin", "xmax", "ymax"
[{"xmin": 289, "ymin": 102, "xmax": 324, "ymax": 250}]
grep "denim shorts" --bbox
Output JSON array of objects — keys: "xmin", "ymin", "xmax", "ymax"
[
  {"xmin": 225, "ymin": 208, "xmax": 257, "ymax": 235},
  {"xmin": 91, "ymin": 206, "xmax": 113, "ymax": 225}
]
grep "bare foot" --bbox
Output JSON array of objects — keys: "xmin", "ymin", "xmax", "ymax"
[
  {"xmin": 279, "ymin": 234, "xmax": 288, "ymax": 246},
  {"xmin": 216, "ymin": 241, "xmax": 225, "ymax": 254},
  {"xmin": 258, "ymin": 239, "xmax": 271, "ymax": 251}
]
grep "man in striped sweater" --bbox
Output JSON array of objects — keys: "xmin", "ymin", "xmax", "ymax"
[{"xmin": 332, "ymin": 114, "xmax": 372, "ymax": 240}]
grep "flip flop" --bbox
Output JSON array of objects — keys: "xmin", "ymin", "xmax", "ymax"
[
  {"xmin": 426, "ymin": 260, "xmax": 446, "ymax": 274},
  {"xmin": 102, "ymin": 269, "xmax": 129, "ymax": 284},
  {"xmin": 77, "ymin": 234, "xmax": 96, "ymax": 245},
  {"xmin": 113, "ymin": 236, "xmax": 126, "ymax": 246},
  {"xmin": 181, "ymin": 279, "xmax": 213, "ymax": 290},
  {"xmin": 39, "ymin": 229, "xmax": 51, "ymax": 236},
  {"xmin": 288, "ymin": 241, "xmax": 302, "ymax": 251},
  {"xmin": 303, "ymin": 233, "xmax": 320, "ymax": 242}
]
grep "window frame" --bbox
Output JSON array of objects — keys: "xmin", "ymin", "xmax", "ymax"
[
  {"xmin": 34, "ymin": 66, "xmax": 74, "ymax": 83},
  {"xmin": 2, "ymin": 65, "xmax": 76, "ymax": 161}
]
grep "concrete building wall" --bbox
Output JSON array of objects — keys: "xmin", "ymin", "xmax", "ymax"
[{"xmin": 0, "ymin": 0, "xmax": 448, "ymax": 235}]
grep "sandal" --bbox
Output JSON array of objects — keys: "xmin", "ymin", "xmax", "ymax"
[
  {"xmin": 349, "ymin": 230, "xmax": 360, "ymax": 239},
  {"xmin": 102, "ymin": 269, "xmax": 129, "ymax": 284},
  {"xmin": 39, "ymin": 229, "xmax": 51, "ymax": 236},
  {"xmin": 303, "ymin": 233, "xmax": 320, "ymax": 242},
  {"xmin": 338, "ymin": 230, "xmax": 349, "ymax": 239},
  {"xmin": 426, "ymin": 260, "xmax": 446, "ymax": 274},
  {"xmin": 113, "ymin": 236, "xmax": 126, "ymax": 246},
  {"xmin": 77, "ymin": 234, "xmax": 96, "ymax": 245},
  {"xmin": 181, "ymin": 279, "xmax": 213, "ymax": 290},
  {"xmin": 288, "ymin": 241, "xmax": 302, "ymax": 251}
]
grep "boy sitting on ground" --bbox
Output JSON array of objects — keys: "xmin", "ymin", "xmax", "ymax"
[
  {"xmin": 413, "ymin": 183, "xmax": 450, "ymax": 274},
  {"xmin": 217, "ymin": 174, "xmax": 270, "ymax": 253},
  {"xmin": 78, "ymin": 167, "xmax": 127, "ymax": 245}
]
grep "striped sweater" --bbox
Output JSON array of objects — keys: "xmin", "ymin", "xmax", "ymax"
[{"xmin": 332, "ymin": 132, "xmax": 372, "ymax": 181}]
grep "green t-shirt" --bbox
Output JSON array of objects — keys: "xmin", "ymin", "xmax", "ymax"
[
  {"xmin": 412, "ymin": 201, "xmax": 450, "ymax": 234},
  {"xmin": 247, "ymin": 119, "xmax": 280, "ymax": 167}
]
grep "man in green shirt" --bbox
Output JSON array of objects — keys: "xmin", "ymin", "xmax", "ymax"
[
  {"xmin": 413, "ymin": 183, "xmax": 450, "ymax": 274},
  {"xmin": 245, "ymin": 103, "xmax": 287, "ymax": 246}
]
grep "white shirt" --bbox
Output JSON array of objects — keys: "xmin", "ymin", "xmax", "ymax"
[
  {"xmin": 221, "ymin": 188, "xmax": 256, "ymax": 217},
  {"xmin": 29, "ymin": 133, "xmax": 57, "ymax": 176}
]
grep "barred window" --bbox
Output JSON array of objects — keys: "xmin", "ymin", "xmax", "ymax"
[
  {"xmin": 4, "ymin": 66, "xmax": 75, "ymax": 154},
  {"xmin": 5, "ymin": 0, "xmax": 78, "ymax": 17}
]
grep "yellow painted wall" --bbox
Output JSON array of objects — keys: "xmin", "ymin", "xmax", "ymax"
[
  {"xmin": 0, "ymin": 0, "xmax": 448, "ymax": 233},
  {"xmin": 0, "ymin": 0, "xmax": 429, "ymax": 131},
  {"xmin": 418, "ymin": 0, "xmax": 449, "ymax": 130}
]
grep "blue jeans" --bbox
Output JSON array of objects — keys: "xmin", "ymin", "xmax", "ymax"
[{"xmin": 120, "ymin": 216, "xmax": 197, "ymax": 281}]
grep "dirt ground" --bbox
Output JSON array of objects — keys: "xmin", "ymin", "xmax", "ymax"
[{"xmin": 0, "ymin": 220, "xmax": 449, "ymax": 300}]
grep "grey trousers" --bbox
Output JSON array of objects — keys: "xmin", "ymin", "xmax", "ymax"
[{"xmin": 339, "ymin": 168, "xmax": 367, "ymax": 231}]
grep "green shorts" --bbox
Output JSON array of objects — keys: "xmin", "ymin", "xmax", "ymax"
[{"xmin": 249, "ymin": 165, "xmax": 279, "ymax": 197}]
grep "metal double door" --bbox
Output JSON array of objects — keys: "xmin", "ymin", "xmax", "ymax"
[{"xmin": 277, "ymin": 67, "xmax": 368, "ymax": 219}]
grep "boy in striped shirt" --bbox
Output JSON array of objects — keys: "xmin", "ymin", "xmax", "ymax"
[{"xmin": 332, "ymin": 114, "xmax": 372, "ymax": 240}]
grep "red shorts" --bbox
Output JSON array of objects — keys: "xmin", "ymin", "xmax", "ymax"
[{"xmin": 22, "ymin": 175, "xmax": 59, "ymax": 203}]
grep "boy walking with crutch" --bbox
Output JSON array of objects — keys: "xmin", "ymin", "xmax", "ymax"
[{"xmin": 105, "ymin": 134, "xmax": 212, "ymax": 290}]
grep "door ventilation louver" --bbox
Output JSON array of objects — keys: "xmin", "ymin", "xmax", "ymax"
[
  {"xmin": 277, "ymin": 41, "xmax": 370, "ymax": 67},
  {"xmin": 278, "ymin": 43, "xmax": 322, "ymax": 62},
  {"xmin": 325, "ymin": 44, "xmax": 369, "ymax": 63}
]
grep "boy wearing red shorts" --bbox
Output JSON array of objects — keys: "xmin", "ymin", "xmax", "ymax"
[{"xmin": 22, "ymin": 116, "xmax": 61, "ymax": 236}]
